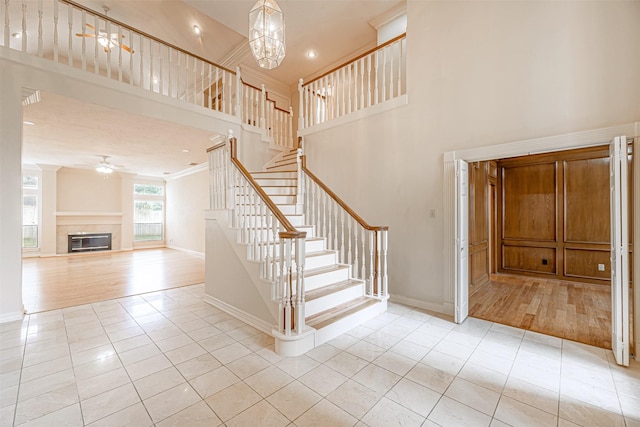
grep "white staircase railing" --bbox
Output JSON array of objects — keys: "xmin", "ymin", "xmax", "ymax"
[
  {"xmin": 208, "ymin": 135, "xmax": 307, "ymax": 336},
  {"xmin": 300, "ymin": 155, "xmax": 389, "ymax": 299},
  {"xmin": 1, "ymin": 0, "xmax": 295, "ymax": 148},
  {"xmin": 241, "ymin": 80, "xmax": 294, "ymax": 150},
  {"xmin": 298, "ymin": 33, "xmax": 406, "ymax": 130}
]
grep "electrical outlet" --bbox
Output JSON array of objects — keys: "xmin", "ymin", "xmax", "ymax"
[{"xmin": 598, "ymin": 263, "xmax": 605, "ymax": 271}]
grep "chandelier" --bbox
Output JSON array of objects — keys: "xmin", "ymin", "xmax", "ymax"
[{"xmin": 249, "ymin": 0, "xmax": 285, "ymax": 69}]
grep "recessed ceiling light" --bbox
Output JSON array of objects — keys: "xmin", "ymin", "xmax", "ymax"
[
  {"xmin": 193, "ymin": 25, "xmax": 201, "ymax": 36},
  {"xmin": 11, "ymin": 32, "xmax": 21, "ymax": 39},
  {"xmin": 181, "ymin": 149, "xmax": 190, "ymax": 153},
  {"xmin": 306, "ymin": 50, "xmax": 317, "ymax": 59},
  {"xmin": 23, "ymin": 121, "xmax": 35, "ymax": 125}
]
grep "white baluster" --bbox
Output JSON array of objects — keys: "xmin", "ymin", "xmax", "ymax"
[
  {"xmin": 206, "ymin": 64, "xmax": 212, "ymax": 108},
  {"xmin": 361, "ymin": 227, "xmax": 366, "ymax": 288},
  {"xmin": 353, "ymin": 60, "xmax": 358, "ymax": 112},
  {"xmin": 347, "ymin": 215, "xmax": 353, "ymax": 267},
  {"xmin": 373, "ymin": 51, "xmax": 378, "ymax": 105},
  {"xmin": 105, "ymin": 20, "xmax": 111, "ymax": 79},
  {"xmin": 296, "ymin": 79, "xmax": 302, "ymax": 129},
  {"xmin": 359, "ymin": 58, "xmax": 365, "ymax": 111},
  {"xmin": 37, "ymin": 0, "xmax": 43, "ymax": 56},
  {"xmin": 192, "ymin": 56, "xmax": 197, "ymax": 103},
  {"xmin": 139, "ymin": 36, "xmax": 144, "ymax": 88},
  {"xmin": 21, "ymin": 1, "xmax": 26, "ymax": 52},
  {"xmin": 294, "ymin": 236, "xmax": 305, "ymax": 333},
  {"xmin": 388, "ymin": 44, "xmax": 393, "ymax": 99},
  {"xmin": 353, "ymin": 218, "xmax": 359, "ymax": 279},
  {"xmin": 80, "ymin": 11, "xmax": 86, "ymax": 70},
  {"xmin": 368, "ymin": 231, "xmax": 374, "ymax": 295},
  {"xmin": 367, "ymin": 54, "xmax": 372, "ymax": 107},
  {"xmin": 332, "ymin": 200, "xmax": 338, "ymax": 251},
  {"xmin": 92, "ymin": 15, "xmax": 98, "ymax": 74},
  {"xmin": 347, "ymin": 62, "xmax": 352, "ymax": 114},
  {"xmin": 235, "ymin": 68, "xmax": 241, "ymax": 117},
  {"xmin": 288, "ymin": 107, "xmax": 294, "ymax": 148},
  {"xmin": 283, "ymin": 238, "xmax": 292, "ymax": 335},
  {"xmin": 128, "ymin": 29, "xmax": 133, "ymax": 85},
  {"xmin": 340, "ymin": 67, "xmax": 346, "ymax": 117},
  {"xmin": 221, "ymin": 70, "xmax": 226, "ymax": 114},
  {"xmin": 3, "ymin": 0, "xmax": 9, "ymax": 48},
  {"xmin": 397, "ymin": 39, "xmax": 403, "ymax": 96},
  {"xmin": 67, "ymin": 5, "xmax": 73, "ymax": 64},
  {"xmin": 53, "ymin": 0, "xmax": 58, "ymax": 62},
  {"xmin": 381, "ymin": 46, "xmax": 387, "ymax": 102},
  {"xmin": 260, "ymin": 84, "xmax": 266, "ymax": 128},
  {"xmin": 340, "ymin": 209, "xmax": 345, "ymax": 264},
  {"xmin": 382, "ymin": 230, "xmax": 388, "ymax": 297},
  {"xmin": 117, "ymin": 27, "xmax": 123, "ymax": 82}
]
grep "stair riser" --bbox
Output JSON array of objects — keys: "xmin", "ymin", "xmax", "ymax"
[
  {"xmin": 303, "ymin": 268, "xmax": 351, "ymax": 291},
  {"xmin": 253, "ymin": 179, "xmax": 297, "ymax": 186},
  {"xmin": 304, "ymin": 252, "xmax": 338, "ymax": 270},
  {"xmin": 234, "ymin": 194, "xmax": 296, "ymax": 204},
  {"xmin": 251, "ymin": 171, "xmax": 297, "ymax": 179},
  {"xmin": 266, "ymin": 164, "xmax": 298, "ymax": 172},
  {"xmin": 305, "ymin": 285, "xmax": 364, "ymax": 317},
  {"xmin": 256, "ymin": 187, "xmax": 297, "ymax": 196}
]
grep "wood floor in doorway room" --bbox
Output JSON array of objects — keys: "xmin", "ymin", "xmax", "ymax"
[{"xmin": 469, "ymin": 274, "xmax": 611, "ymax": 349}]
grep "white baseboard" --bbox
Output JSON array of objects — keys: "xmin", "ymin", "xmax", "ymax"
[
  {"xmin": 166, "ymin": 245, "xmax": 205, "ymax": 258},
  {"xmin": 0, "ymin": 310, "xmax": 24, "ymax": 324},
  {"xmin": 202, "ymin": 294, "xmax": 274, "ymax": 335},
  {"xmin": 389, "ymin": 294, "xmax": 453, "ymax": 316}
]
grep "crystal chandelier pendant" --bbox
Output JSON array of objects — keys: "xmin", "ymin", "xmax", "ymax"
[{"xmin": 249, "ymin": 0, "xmax": 285, "ymax": 69}]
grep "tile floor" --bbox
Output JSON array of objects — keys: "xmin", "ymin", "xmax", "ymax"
[{"xmin": 1, "ymin": 284, "xmax": 639, "ymax": 427}]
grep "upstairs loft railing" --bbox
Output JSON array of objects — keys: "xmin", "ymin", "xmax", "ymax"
[
  {"xmin": 208, "ymin": 135, "xmax": 307, "ymax": 337},
  {"xmin": 298, "ymin": 33, "xmax": 406, "ymax": 130},
  {"xmin": 1, "ymin": 0, "xmax": 294, "ymax": 148},
  {"xmin": 241, "ymin": 79, "xmax": 294, "ymax": 150},
  {"xmin": 299, "ymin": 153, "xmax": 388, "ymax": 299}
]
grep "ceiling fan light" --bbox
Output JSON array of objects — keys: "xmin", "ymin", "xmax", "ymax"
[{"xmin": 96, "ymin": 164, "xmax": 113, "ymax": 174}]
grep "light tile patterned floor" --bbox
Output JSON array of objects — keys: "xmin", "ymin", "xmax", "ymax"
[{"xmin": 1, "ymin": 284, "xmax": 639, "ymax": 427}]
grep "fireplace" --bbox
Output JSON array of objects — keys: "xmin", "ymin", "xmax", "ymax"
[{"xmin": 68, "ymin": 232, "xmax": 112, "ymax": 253}]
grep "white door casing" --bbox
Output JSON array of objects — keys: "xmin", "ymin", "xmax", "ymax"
[
  {"xmin": 610, "ymin": 136, "xmax": 630, "ymax": 366},
  {"xmin": 455, "ymin": 159, "xmax": 469, "ymax": 324}
]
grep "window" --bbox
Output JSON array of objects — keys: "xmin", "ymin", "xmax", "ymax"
[
  {"xmin": 22, "ymin": 174, "xmax": 39, "ymax": 248},
  {"xmin": 133, "ymin": 183, "xmax": 164, "ymax": 242}
]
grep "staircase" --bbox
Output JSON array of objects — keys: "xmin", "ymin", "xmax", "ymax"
[
  {"xmin": 250, "ymin": 149, "xmax": 386, "ymax": 353},
  {"xmin": 207, "ymin": 140, "xmax": 388, "ymax": 356}
]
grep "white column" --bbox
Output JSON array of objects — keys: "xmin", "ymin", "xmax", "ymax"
[
  {"xmin": 120, "ymin": 173, "xmax": 134, "ymax": 251},
  {"xmin": 38, "ymin": 164, "xmax": 61, "ymax": 256},
  {"xmin": 0, "ymin": 71, "xmax": 25, "ymax": 323}
]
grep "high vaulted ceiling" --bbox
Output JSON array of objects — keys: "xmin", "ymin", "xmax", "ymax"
[{"xmin": 20, "ymin": 0, "xmax": 405, "ymax": 177}]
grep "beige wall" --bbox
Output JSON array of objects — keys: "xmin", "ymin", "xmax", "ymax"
[
  {"xmin": 57, "ymin": 168, "xmax": 122, "ymax": 212},
  {"xmin": 165, "ymin": 167, "xmax": 209, "ymax": 254},
  {"xmin": 302, "ymin": 0, "xmax": 640, "ymax": 311}
]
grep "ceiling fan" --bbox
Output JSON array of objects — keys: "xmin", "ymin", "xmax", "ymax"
[
  {"xmin": 95, "ymin": 155, "xmax": 117, "ymax": 174},
  {"xmin": 75, "ymin": 6, "xmax": 133, "ymax": 53}
]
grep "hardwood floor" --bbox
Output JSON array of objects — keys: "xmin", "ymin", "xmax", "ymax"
[
  {"xmin": 469, "ymin": 274, "xmax": 612, "ymax": 349},
  {"xmin": 22, "ymin": 248, "xmax": 205, "ymax": 313}
]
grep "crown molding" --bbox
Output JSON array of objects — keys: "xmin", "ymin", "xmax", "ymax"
[
  {"xmin": 369, "ymin": 1, "xmax": 407, "ymax": 30},
  {"xmin": 164, "ymin": 162, "xmax": 208, "ymax": 181}
]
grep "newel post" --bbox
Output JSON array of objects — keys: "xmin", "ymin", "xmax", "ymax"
[{"xmin": 298, "ymin": 78, "xmax": 304, "ymax": 130}]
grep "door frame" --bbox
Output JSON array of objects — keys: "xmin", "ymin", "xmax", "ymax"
[{"xmin": 443, "ymin": 122, "xmax": 639, "ymax": 360}]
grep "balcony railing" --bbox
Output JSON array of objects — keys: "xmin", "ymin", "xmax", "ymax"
[
  {"xmin": 1, "ymin": 0, "xmax": 295, "ymax": 148},
  {"xmin": 299, "ymin": 33, "xmax": 406, "ymax": 129},
  {"xmin": 22, "ymin": 224, "xmax": 38, "ymax": 248},
  {"xmin": 134, "ymin": 222, "xmax": 163, "ymax": 241}
]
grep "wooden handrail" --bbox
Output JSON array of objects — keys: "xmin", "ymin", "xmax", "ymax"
[
  {"xmin": 240, "ymin": 78, "xmax": 290, "ymax": 114},
  {"xmin": 60, "ymin": 0, "xmax": 236, "ymax": 75},
  {"xmin": 303, "ymin": 33, "xmax": 406, "ymax": 87},
  {"xmin": 301, "ymin": 156, "xmax": 388, "ymax": 232},
  {"xmin": 228, "ymin": 139, "xmax": 305, "ymax": 239},
  {"xmin": 206, "ymin": 142, "xmax": 226, "ymax": 153}
]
